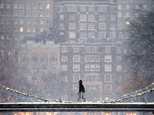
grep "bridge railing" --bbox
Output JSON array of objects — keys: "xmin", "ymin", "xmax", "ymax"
[{"xmin": 0, "ymin": 102, "xmax": 154, "ymax": 112}]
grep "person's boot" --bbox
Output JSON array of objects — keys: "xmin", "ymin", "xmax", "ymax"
[{"xmin": 82, "ymin": 97, "xmax": 86, "ymax": 102}]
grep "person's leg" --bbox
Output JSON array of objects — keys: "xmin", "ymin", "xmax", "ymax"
[
  {"xmin": 81, "ymin": 92, "xmax": 83, "ymax": 99},
  {"xmin": 81, "ymin": 92, "xmax": 86, "ymax": 102},
  {"xmin": 78, "ymin": 92, "xmax": 82, "ymax": 101}
]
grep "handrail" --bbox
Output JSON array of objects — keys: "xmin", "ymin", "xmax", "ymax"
[{"xmin": 0, "ymin": 103, "xmax": 154, "ymax": 112}]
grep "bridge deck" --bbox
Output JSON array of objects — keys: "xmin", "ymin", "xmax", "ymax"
[{"xmin": 0, "ymin": 102, "xmax": 154, "ymax": 112}]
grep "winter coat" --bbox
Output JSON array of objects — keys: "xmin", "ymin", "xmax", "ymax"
[{"xmin": 79, "ymin": 80, "xmax": 85, "ymax": 93}]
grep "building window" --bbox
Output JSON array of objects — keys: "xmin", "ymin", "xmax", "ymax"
[
  {"xmin": 0, "ymin": 35, "xmax": 5, "ymax": 40},
  {"xmin": 84, "ymin": 73, "xmax": 100, "ymax": 81},
  {"xmin": 143, "ymin": 4, "xmax": 148, "ymax": 9},
  {"xmin": 98, "ymin": 14, "xmax": 106, "ymax": 22},
  {"xmin": 27, "ymin": 28, "xmax": 31, "ymax": 33},
  {"xmin": 85, "ymin": 64, "xmax": 100, "ymax": 72},
  {"xmin": 84, "ymin": 55, "xmax": 100, "ymax": 63},
  {"xmin": 46, "ymin": 4, "xmax": 50, "ymax": 9},
  {"xmin": 73, "ymin": 73, "xmax": 80, "ymax": 82},
  {"xmin": 73, "ymin": 64, "xmax": 80, "ymax": 72},
  {"xmin": 88, "ymin": 6, "xmax": 95, "ymax": 12},
  {"xmin": 63, "ymin": 76, "xmax": 68, "ymax": 82},
  {"xmin": 61, "ymin": 47, "xmax": 68, "ymax": 53},
  {"xmin": 0, "ymin": 50, "xmax": 4, "ymax": 58},
  {"xmin": 15, "ymin": 10, "xmax": 25, "ymax": 17},
  {"xmin": 19, "ymin": 20, "xmax": 24, "ymax": 25},
  {"xmin": 98, "ymin": 31, "xmax": 106, "ymax": 39},
  {"xmin": 61, "ymin": 65, "xmax": 68, "ymax": 71},
  {"xmin": 40, "ymin": 19, "xmax": 46, "ymax": 25},
  {"xmin": 45, "ymin": 11, "xmax": 50, "ymax": 17},
  {"xmin": 126, "ymin": 12, "xmax": 130, "ymax": 17},
  {"xmin": 72, "ymin": 47, "xmax": 80, "ymax": 53},
  {"xmin": 88, "ymin": 14, "xmax": 95, "ymax": 22},
  {"xmin": 79, "ymin": 5, "xmax": 87, "ymax": 12},
  {"xmin": 40, "ymin": 28, "xmax": 44, "ymax": 32},
  {"xmin": 79, "ymin": 14, "xmax": 87, "ymax": 22},
  {"xmin": 104, "ymin": 64, "xmax": 112, "ymax": 72},
  {"xmin": 98, "ymin": 23, "xmax": 106, "ymax": 30},
  {"xmin": 59, "ymin": 23, "xmax": 65, "ymax": 30},
  {"xmin": 85, "ymin": 46, "xmax": 98, "ymax": 54},
  {"xmin": 104, "ymin": 55, "xmax": 112, "ymax": 63},
  {"xmin": 110, "ymin": 24, "xmax": 116, "ymax": 31},
  {"xmin": 88, "ymin": 23, "xmax": 96, "ymax": 30},
  {"xmin": 116, "ymin": 65, "xmax": 122, "ymax": 72},
  {"xmin": 79, "ymin": 31, "xmax": 87, "ymax": 41},
  {"xmin": 104, "ymin": 73, "xmax": 112, "ymax": 82},
  {"xmin": 66, "ymin": 5, "xmax": 77, "ymax": 12},
  {"xmin": 123, "ymin": 49, "xmax": 128, "ymax": 54},
  {"xmin": 59, "ymin": 31, "xmax": 64, "ymax": 36},
  {"xmin": 0, "ymin": 3, "xmax": 4, "ymax": 9},
  {"xmin": 18, "ymin": 4, "xmax": 24, "ymax": 9},
  {"xmin": 104, "ymin": 84, "xmax": 112, "ymax": 93},
  {"xmin": 104, "ymin": 46, "xmax": 111, "ymax": 54},
  {"xmin": 118, "ymin": 5, "xmax": 122, "ymax": 10},
  {"xmin": 68, "ymin": 23, "xmax": 76, "ymax": 30},
  {"xmin": 118, "ymin": 12, "xmax": 122, "ymax": 18},
  {"xmin": 6, "ymin": 4, "xmax": 11, "ymax": 9},
  {"xmin": 116, "ymin": 56, "xmax": 122, "ymax": 61},
  {"xmin": 39, "ymin": 14, "xmax": 43, "ymax": 17},
  {"xmin": 13, "ymin": 4, "xmax": 18, "ymax": 9},
  {"xmin": 116, "ymin": 47, "xmax": 122, "ymax": 54},
  {"xmin": 19, "ymin": 27, "xmax": 24, "ymax": 32},
  {"xmin": 68, "ymin": 14, "xmax": 76, "ymax": 21},
  {"xmin": 59, "ymin": 14, "xmax": 64, "ymax": 20},
  {"xmin": 32, "ymin": 28, "xmax": 36, "ymax": 33},
  {"xmin": 69, "ymin": 31, "xmax": 76, "ymax": 39},
  {"xmin": 79, "ymin": 23, "xmax": 87, "ymax": 30},
  {"xmin": 39, "ymin": 4, "xmax": 43, "ymax": 10},
  {"xmin": 73, "ymin": 84, "xmax": 78, "ymax": 92},
  {"xmin": 7, "ymin": 51, "xmax": 12, "ymax": 56},
  {"xmin": 61, "ymin": 56, "xmax": 68, "ymax": 63},
  {"xmin": 73, "ymin": 55, "xmax": 80, "ymax": 63},
  {"xmin": 109, "ymin": 31, "xmax": 116, "ymax": 40},
  {"xmin": 57, "ymin": 5, "xmax": 64, "ymax": 13},
  {"xmin": 88, "ymin": 32, "xmax": 96, "ymax": 39},
  {"xmin": 97, "ymin": 5, "xmax": 107, "ymax": 12}
]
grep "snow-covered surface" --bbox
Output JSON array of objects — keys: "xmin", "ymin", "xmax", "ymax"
[{"xmin": 0, "ymin": 102, "xmax": 154, "ymax": 104}]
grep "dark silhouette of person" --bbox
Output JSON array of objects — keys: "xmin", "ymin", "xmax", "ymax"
[{"xmin": 78, "ymin": 80, "xmax": 86, "ymax": 102}]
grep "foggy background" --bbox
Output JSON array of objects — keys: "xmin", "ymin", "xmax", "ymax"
[{"xmin": 0, "ymin": 0, "xmax": 154, "ymax": 103}]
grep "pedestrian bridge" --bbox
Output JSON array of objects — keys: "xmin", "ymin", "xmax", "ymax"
[
  {"xmin": 0, "ymin": 84, "xmax": 154, "ymax": 113},
  {"xmin": 0, "ymin": 102, "xmax": 153, "ymax": 112}
]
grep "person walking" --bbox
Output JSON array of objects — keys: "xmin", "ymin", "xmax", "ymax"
[{"xmin": 78, "ymin": 80, "xmax": 86, "ymax": 102}]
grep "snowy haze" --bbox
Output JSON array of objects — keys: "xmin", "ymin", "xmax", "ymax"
[{"xmin": 0, "ymin": 0, "xmax": 154, "ymax": 103}]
